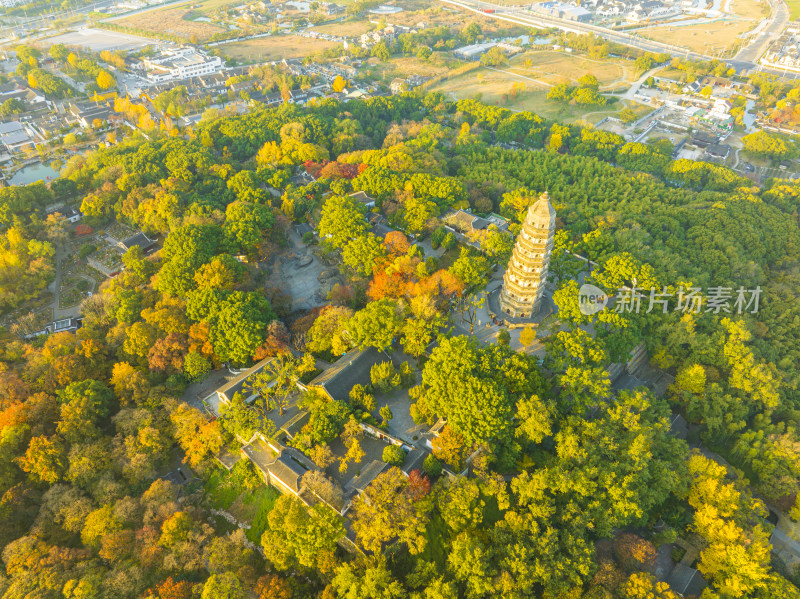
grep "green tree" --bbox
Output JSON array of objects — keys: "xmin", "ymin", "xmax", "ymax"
[
  {"xmin": 480, "ymin": 46, "xmax": 507, "ymax": 67},
  {"xmin": 0, "ymin": 98, "xmax": 23, "ymax": 117},
  {"xmin": 687, "ymin": 453, "xmax": 772, "ymax": 596},
  {"xmin": 224, "ymin": 201, "xmax": 274, "ymax": 253},
  {"xmin": 348, "ymin": 299, "xmax": 403, "ymax": 351},
  {"xmin": 183, "ymin": 351, "xmax": 212, "ymax": 381},
  {"xmin": 382, "ymin": 445, "xmax": 405, "ymax": 466},
  {"xmin": 342, "ymin": 233, "xmax": 385, "ymax": 276},
  {"xmin": 449, "ymin": 249, "xmax": 488, "ymax": 288},
  {"xmin": 246, "ymin": 352, "xmax": 315, "ymax": 416},
  {"xmin": 519, "ymin": 325, "xmax": 537, "ymax": 347},
  {"xmin": 56, "ymin": 380, "xmax": 113, "ymax": 444},
  {"xmin": 414, "ymin": 337, "xmax": 544, "ymax": 452},
  {"xmin": 318, "ymin": 195, "xmax": 368, "ymax": 251},
  {"xmin": 371, "ymin": 361, "xmax": 400, "ymax": 393},
  {"xmin": 261, "ymin": 495, "xmax": 345, "ymax": 574},
  {"xmin": 202, "ymin": 573, "xmax": 245, "ymax": 599}
]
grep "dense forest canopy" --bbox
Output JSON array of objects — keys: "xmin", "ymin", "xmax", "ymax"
[{"xmin": 0, "ymin": 92, "xmax": 799, "ymax": 598}]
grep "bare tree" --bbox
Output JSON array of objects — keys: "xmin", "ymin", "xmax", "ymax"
[{"xmin": 302, "ymin": 470, "xmax": 344, "ymax": 509}]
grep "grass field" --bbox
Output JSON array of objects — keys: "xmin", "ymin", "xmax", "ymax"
[
  {"xmin": 636, "ymin": 0, "xmax": 766, "ymax": 57},
  {"xmin": 219, "ymin": 36, "xmax": 340, "ymax": 61},
  {"xmin": 788, "ymin": 0, "xmax": 800, "ymax": 19},
  {"xmin": 311, "ymin": 20, "xmax": 375, "ymax": 37},
  {"xmin": 506, "ymin": 50, "xmax": 632, "ymax": 91},
  {"xmin": 362, "ymin": 53, "xmax": 457, "ymax": 84},
  {"xmin": 731, "ymin": 0, "xmax": 770, "ymax": 20},
  {"xmin": 639, "ymin": 19, "xmax": 753, "ymax": 56},
  {"xmin": 430, "ymin": 64, "xmax": 646, "ymax": 125},
  {"xmin": 117, "ymin": 5, "xmax": 227, "ymax": 41}
]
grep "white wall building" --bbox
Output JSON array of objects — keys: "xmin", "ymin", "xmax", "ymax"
[{"xmin": 141, "ymin": 48, "xmax": 223, "ymax": 83}]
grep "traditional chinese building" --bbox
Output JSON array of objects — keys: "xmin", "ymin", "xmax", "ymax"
[{"xmin": 498, "ymin": 192, "xmax": 556, "ymax": 318}]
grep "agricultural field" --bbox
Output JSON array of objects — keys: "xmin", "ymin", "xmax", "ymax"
[{"xmin": 218, "ymin": 35, "xmax": 340, "ymax": 61}]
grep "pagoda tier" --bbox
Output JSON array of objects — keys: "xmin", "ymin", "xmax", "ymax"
[{"xmin": 499, "ymin": 192, "xmax": 556, "ymax": 318}]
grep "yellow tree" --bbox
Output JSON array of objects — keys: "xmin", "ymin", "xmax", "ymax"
[
  {"xmin": 332, "ymin": 75, "xmax": 348, "ymax": 93},
  {"xmin": 688, "ymin": 453, "xmax": 772, "ymax": 596},
  {"xmin": 519, "ymin": 325, "xmax": 537, "ymax": 347},
  {"xmin": 96, "ymin": 70, "xmax": 116, "ymax": 90}
]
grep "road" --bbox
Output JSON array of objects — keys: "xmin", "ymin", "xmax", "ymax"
[
  {"xmin": 620, "ymin": 65, "xmax": 664, "ymax": 101},
  {"xmin": 443, "ymin": 0, "xmax": 790, "ymax": 74},
  {"xmin": 733, "ymin": 0, "xmax": 789, "ymax": 64}
]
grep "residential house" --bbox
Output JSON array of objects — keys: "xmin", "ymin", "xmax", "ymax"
[
  {"xmin": 708, "ymin": 97, "xmax": 732, "ymax": 120},
  {"xmin": 229, "ymin": 80, "xmax": 254, "ymax": 94},
  {"xmin": 68, "ymin": 103, "xmax": 112, "ymax": 129},
  {"xmin": 324, "ymin": 2, "xmax": 345, "ymax": 14},
  {"xmin": 690, "ymin": 131, "xmax": 718, "ymax": 148},
  {"xmin": 295, "ymin": 223, "xmax": 314, "ymax": 238},
  {"xmin": 46, "ymin": 207, "xmax": 82, "ymax": 224},
  {"xmin": 140, "ymin": 47, "xmax": 223, "ymax": 83},
  {"xmin": 682, "ymin": 80, "xmax": 703, "ymax": 94}
]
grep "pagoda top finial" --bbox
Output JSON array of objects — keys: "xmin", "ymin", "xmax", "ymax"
[{"xmin": 526, "ymin": 191, "xmax": 556, "ymax": 225}]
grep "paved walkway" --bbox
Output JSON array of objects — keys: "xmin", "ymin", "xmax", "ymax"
[{"xmin": 50, "ymin": 245, "xmax": 82, "ymax": 320}]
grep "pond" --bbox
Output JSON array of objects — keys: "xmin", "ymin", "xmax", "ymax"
[{"xmin": 7, "ymin": 162, "xmax": 60, "ymax": 186}]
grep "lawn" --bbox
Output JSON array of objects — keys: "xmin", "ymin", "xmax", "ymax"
[
  {"xmin": 789, "ymin": 0, "xmax": 800, "ymax": 20},
  {"xmin": 239, "ymin": 487, "xmax": 280, "ymax": 543},
  {"xmin": 421, "ymin": 512, "xmax": 448, "ymax": 567},
  {"xmin": 219, "ymin": 36, "xmax": 340, "ymax": 61},
  {"xmin": 204, "ymin": 465, "xmax": 280, "ymax": 543}
]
